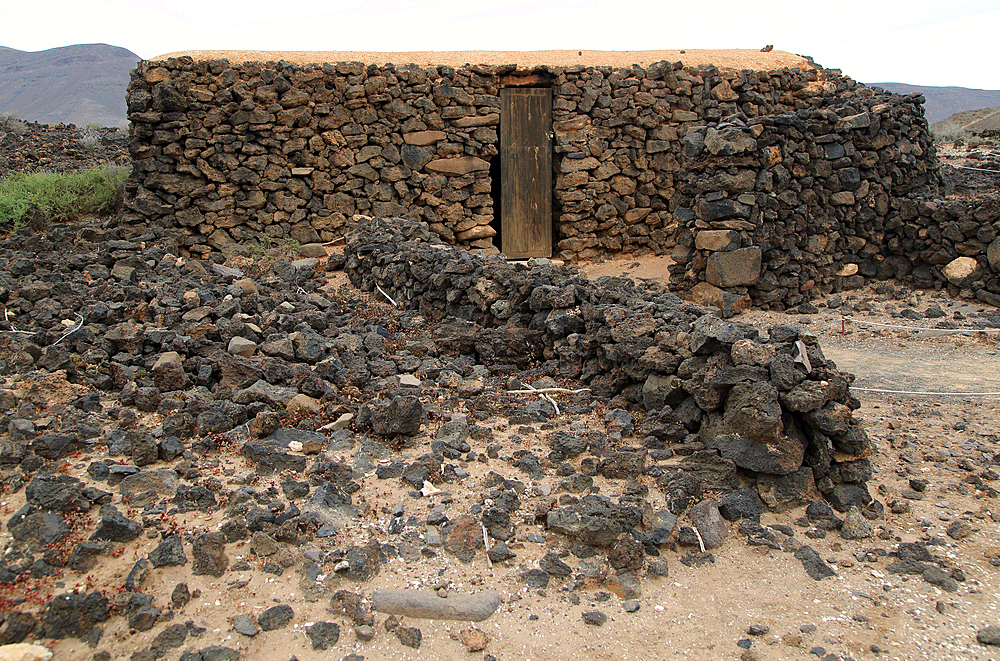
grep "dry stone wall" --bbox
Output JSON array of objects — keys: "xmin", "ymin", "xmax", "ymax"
[
  {"xmin": 125, "ymin": 55, "xmax": 996, "ymax": 311},
  {"xmin": 667, "ymin": 94, "xmax": 949, "ymax": 311},
  {"xmin": 124, "ymin": 56, "xmax": 865, "ymax": 259}
]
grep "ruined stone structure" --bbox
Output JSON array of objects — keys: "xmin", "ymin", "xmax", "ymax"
[{"xmin": 124, "ymin": 54, "xmax": 1000, "ymax": 311}]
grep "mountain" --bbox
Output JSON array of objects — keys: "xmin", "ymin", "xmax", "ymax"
[
  {"xmin": 929, "ymin": 106, "xmax": 1000, "ymax": 137},
  {"xmin": 868, "ymin": 82, "xmax": 1000, "ymax": 125},
  {"xmin": 0, "ymin": 43, "xmax": 140, "ymax": 128}
]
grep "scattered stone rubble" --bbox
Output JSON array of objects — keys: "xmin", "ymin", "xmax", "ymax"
[
  {"xmin": 0, "ymin": 216, "xmax": 987, "ymax": 658},
  {"xmin": 0, "ymin": 122, "xmax": 129, "ymax": 179}
]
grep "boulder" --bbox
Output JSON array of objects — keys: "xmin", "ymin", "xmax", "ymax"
[{"xmin": 705, "ymin": 247, "xmax": 762, "ymax": 287}]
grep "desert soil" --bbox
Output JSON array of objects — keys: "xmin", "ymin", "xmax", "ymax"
[
  {"xmin": 149, "ymin": 49, "xmax": 812, "ymax": 72},
  {"xmin": 11, "ymin": 249, "xmax": 1000, "ymax": 661}
]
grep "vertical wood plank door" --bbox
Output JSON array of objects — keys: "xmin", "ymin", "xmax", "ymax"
[{"xmin": 500, "ymin": 88, "xmax": 552, "ymax": 258}]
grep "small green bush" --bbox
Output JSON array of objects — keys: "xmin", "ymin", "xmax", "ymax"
[{"xmin": 0, "ymin": 165, "xmax": 129, "ymax": 230}]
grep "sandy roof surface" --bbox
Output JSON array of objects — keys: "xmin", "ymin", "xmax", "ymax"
[{"xmin": 150, "ymin": 49, "xmax": 813, "ymax": 72}]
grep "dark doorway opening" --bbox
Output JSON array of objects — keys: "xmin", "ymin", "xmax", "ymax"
[{"xmin": 488, "ymin": 155, "xmax": 502, "ymax": 251}]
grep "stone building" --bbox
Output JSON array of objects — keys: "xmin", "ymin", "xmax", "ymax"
[{"xmin": 126, "ymin": 50, "xmax": 1000, "ymax": 310}]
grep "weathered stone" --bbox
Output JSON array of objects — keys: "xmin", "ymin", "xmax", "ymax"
[
  {"xmin": 705, "ymin": 247, "xmax": 762, "ymax": 287},
  {"xmin": 227, "ymin": 337, "xmax": 256, "ymax": 358},
  {"xmin": 0, "ymin": 644, "xmax": 52, "ymax": 661},
  {"xmin": 372, "ymin": 589, "xmax": 500, "ymax": 622},
  {"xmin": 368, "ymin": 396, "xmax": 424, "ymax": 436},
  {"xmin": 403, "ymin": 130, "xmax": 446, "ymax": 146},
  {"xmin": 942, "ymin": 256, "xmax": 982, "ymax": 286},
  {"xmin": 425, "ymin": 157, "xmax": 490, "ymax": 175},
  {"xmin": 704, "ymin": 126, "xmax": 756, "ymax": 155},
  {"xmin": 546, "ymin": 496, "xmax": 637, "ymax": 547},
  {"xmin": 695, "ymin": 230, "xmax": 742, "ymax": 251},
  {"xmin": 688, "ymin": 498, "xmax": 729, "ymax": 549},
  {"xmin": 191, "ymin": 532, "xmax": 228, "ymax": 577},
  {"xmin": 257, "ymin": 605, "xmax": 293, "ymax": 631}
]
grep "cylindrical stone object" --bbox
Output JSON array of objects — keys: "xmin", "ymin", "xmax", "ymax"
[{"xmin": 371, "ymin": 588, "xmax": 501, "ymax": 622}]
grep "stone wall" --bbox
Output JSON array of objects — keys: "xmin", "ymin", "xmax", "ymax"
[
  {"xmin": 125, "ymin": 54, "xmax": 994, "ymax": 311},
  {"xmin": 123, "ymin": 56, "xmax": 874, "ymax": 259},
  {"xmin": 666, "ymin": 94, "xmax": 951, "ymax": 311}
]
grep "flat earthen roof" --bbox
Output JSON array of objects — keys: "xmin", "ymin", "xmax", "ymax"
[{"xmin": 150, "ymin": 49, "xmax": 814, "ymax": 72}]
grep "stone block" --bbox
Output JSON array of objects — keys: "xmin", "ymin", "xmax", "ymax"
[
  {"xmin": 560, "ymin": 156, "xmax": 600, "ymax": 173},
  {"xmin": 425, "ymin": 157, "xmax": 490, "ymax": 175},
  {"xmin": 403, "ymin": 130, "xmax": 446, "ymax": 146},
  {"xmin": 830, "ymin": 191, "xmax": 855, "ymax": 206},
  {"xmin": 943, "ymin": 256, "xmax": 983, "ymax": 286},
  {"xmin": 705, "ymin": 247, "xmax": 762, "ymax": 287},
  {"xmin": 695, "ymin": 230, "xmax": 741, "ymax": 251},
  {"xmin": 452, "ymin": 113, "xmax": 499, "ymax": 128},
  {"xmin": 688, "ymin": 282, "xmax": 751, "ymax": 318},
  {"xmin": 456, "ymin": 225, "xmax": 496, "ymax": 242}
]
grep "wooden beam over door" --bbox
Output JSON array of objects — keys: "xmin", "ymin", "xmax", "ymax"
[{"xmin": 500, "ymin": 88, "xmax": 552, "ymax": 259}]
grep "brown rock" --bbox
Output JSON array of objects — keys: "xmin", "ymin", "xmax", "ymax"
[
  {"xmin": 452, "ymin": 113, "xmax": 499, "ymax": 128},
  {"xmin": 459, "ymin": 627, "xmax": 489, "ymax": 652},
  {"xmin": 403, "ymin": 130, "xmax": 447, "ymax": 146},
  {"xmin": 711, "ymin": 79, "xmax": 740, "ymax": 102},
  {"xmin": 830, "ymin": 191, "xmax": 855, "ymax": 206},
  {"xmin": 705, "ymin": 247, "xmax": 762, "ymax": 287},
  {"xmin": 695, "ymin": 229, "xmax": 742, "ymax": 251},
  {"xmin": 444, "ymin": 515, "xmax": 484, "ymax": 563},
  {"xmin": 608, "ymin": 533, "xmax": 644, "ymax": 574},
  {"xmin": 191, "ymin": 532, "xmax": 228, "ymax": 577},
  {"xmin": 560, "ymin": 156, "xmax": 600, "ymax": 173},
  {"xmin": 456, "ymin": 225, "xmax": 497, "ymax": 242},
  {"xmin": 942, "ymin": 256, "xmax": 982, "ymax": 286},
  {"xmin": 425, "ymin": 157, "xmax": 490, "ymax": 175}
]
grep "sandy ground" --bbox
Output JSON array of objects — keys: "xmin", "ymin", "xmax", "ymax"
[{"xmin": 149, "ymin": 49, "xmax": 813, "ymax": 72}]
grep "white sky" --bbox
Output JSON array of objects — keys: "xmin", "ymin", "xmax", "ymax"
[{"xmin": 3, "ymin": 0, "xmax": 999, "ymax": 90}]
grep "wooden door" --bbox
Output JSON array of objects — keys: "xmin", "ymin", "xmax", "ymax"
[{"xmin": 500, "ymin": 88, "xmax": 552, "ymax": 258}]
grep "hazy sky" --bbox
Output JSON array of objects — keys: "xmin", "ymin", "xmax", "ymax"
[{"xmin": 4, "ymin": 0, "xmax": 999, "ymax": 89}]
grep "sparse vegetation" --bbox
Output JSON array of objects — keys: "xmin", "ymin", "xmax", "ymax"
[
  {"xmin": 0, "ymin": 114, "xmax": 28, "ymax": 135},
  {"xmin": 244, "ymin": 237, "xmax": 302, "ymax": 273},
  {"xmin": 932, "ymin": 127, "xmax": 988, "ymax": 147},
  {"xmin": 79, "ymin": 125, "xmax": 102, "ymax": 149},
  {"xmin": 0, "ymin": 164, "xmax": 128, "ymax": 230}
]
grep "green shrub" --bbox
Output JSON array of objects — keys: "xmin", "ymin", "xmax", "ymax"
[{"xmin": 0, "ymin": 165, "xmax": 129, "ymax": 230}]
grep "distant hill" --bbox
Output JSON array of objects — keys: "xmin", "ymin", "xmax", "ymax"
[
  {"xmin": 0, "ymin": 43, "xmax": 140, "ymax": 128},
  {"xmin": 930, "ymin": 106, "xmax": 1000, "ymax": 137},
  {"xmin": 869, "ymin": 82, "xmax": 1000, "ymax": 125}
]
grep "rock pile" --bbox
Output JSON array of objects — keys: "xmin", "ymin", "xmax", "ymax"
[
  {"xmin": 345, "ymin": 217, "xmax": 874, "ymax": 510},
  {"xmin": 0, "ymin": 216, "xmax": 876, "ymax": 656}
]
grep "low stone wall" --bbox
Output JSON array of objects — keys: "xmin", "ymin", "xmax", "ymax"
[{"xmin": 344, "ymin": 218, "xmax": 875, "ymax": 512}]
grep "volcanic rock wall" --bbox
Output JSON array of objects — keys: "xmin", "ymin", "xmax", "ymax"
[
  {"xmin": 667, "ymin": 95, "xmax": 943, "ymax": 310},
  {"xmin": 124, "ymin": 56, "xmax": 877, "ymax": 259},
  {"xmin": 345, "ymin": 218, "xmax": 875, "ymax": 511},
  {"xmin": 126, "ymin": 55, "xmax": 997, "ymax": 312}
]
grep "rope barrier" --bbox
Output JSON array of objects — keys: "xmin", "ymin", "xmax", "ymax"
[
  {"xmin": 951, "ymin": 164, "xmax": 1000, "ymax": 174},
  {"xmin": 850, "ymin": 386, "xmax": 1000, "ymax": 396},
  {"xmin": 841, "ymin": 316, "xmax": 1000, "ymax": 334}
]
